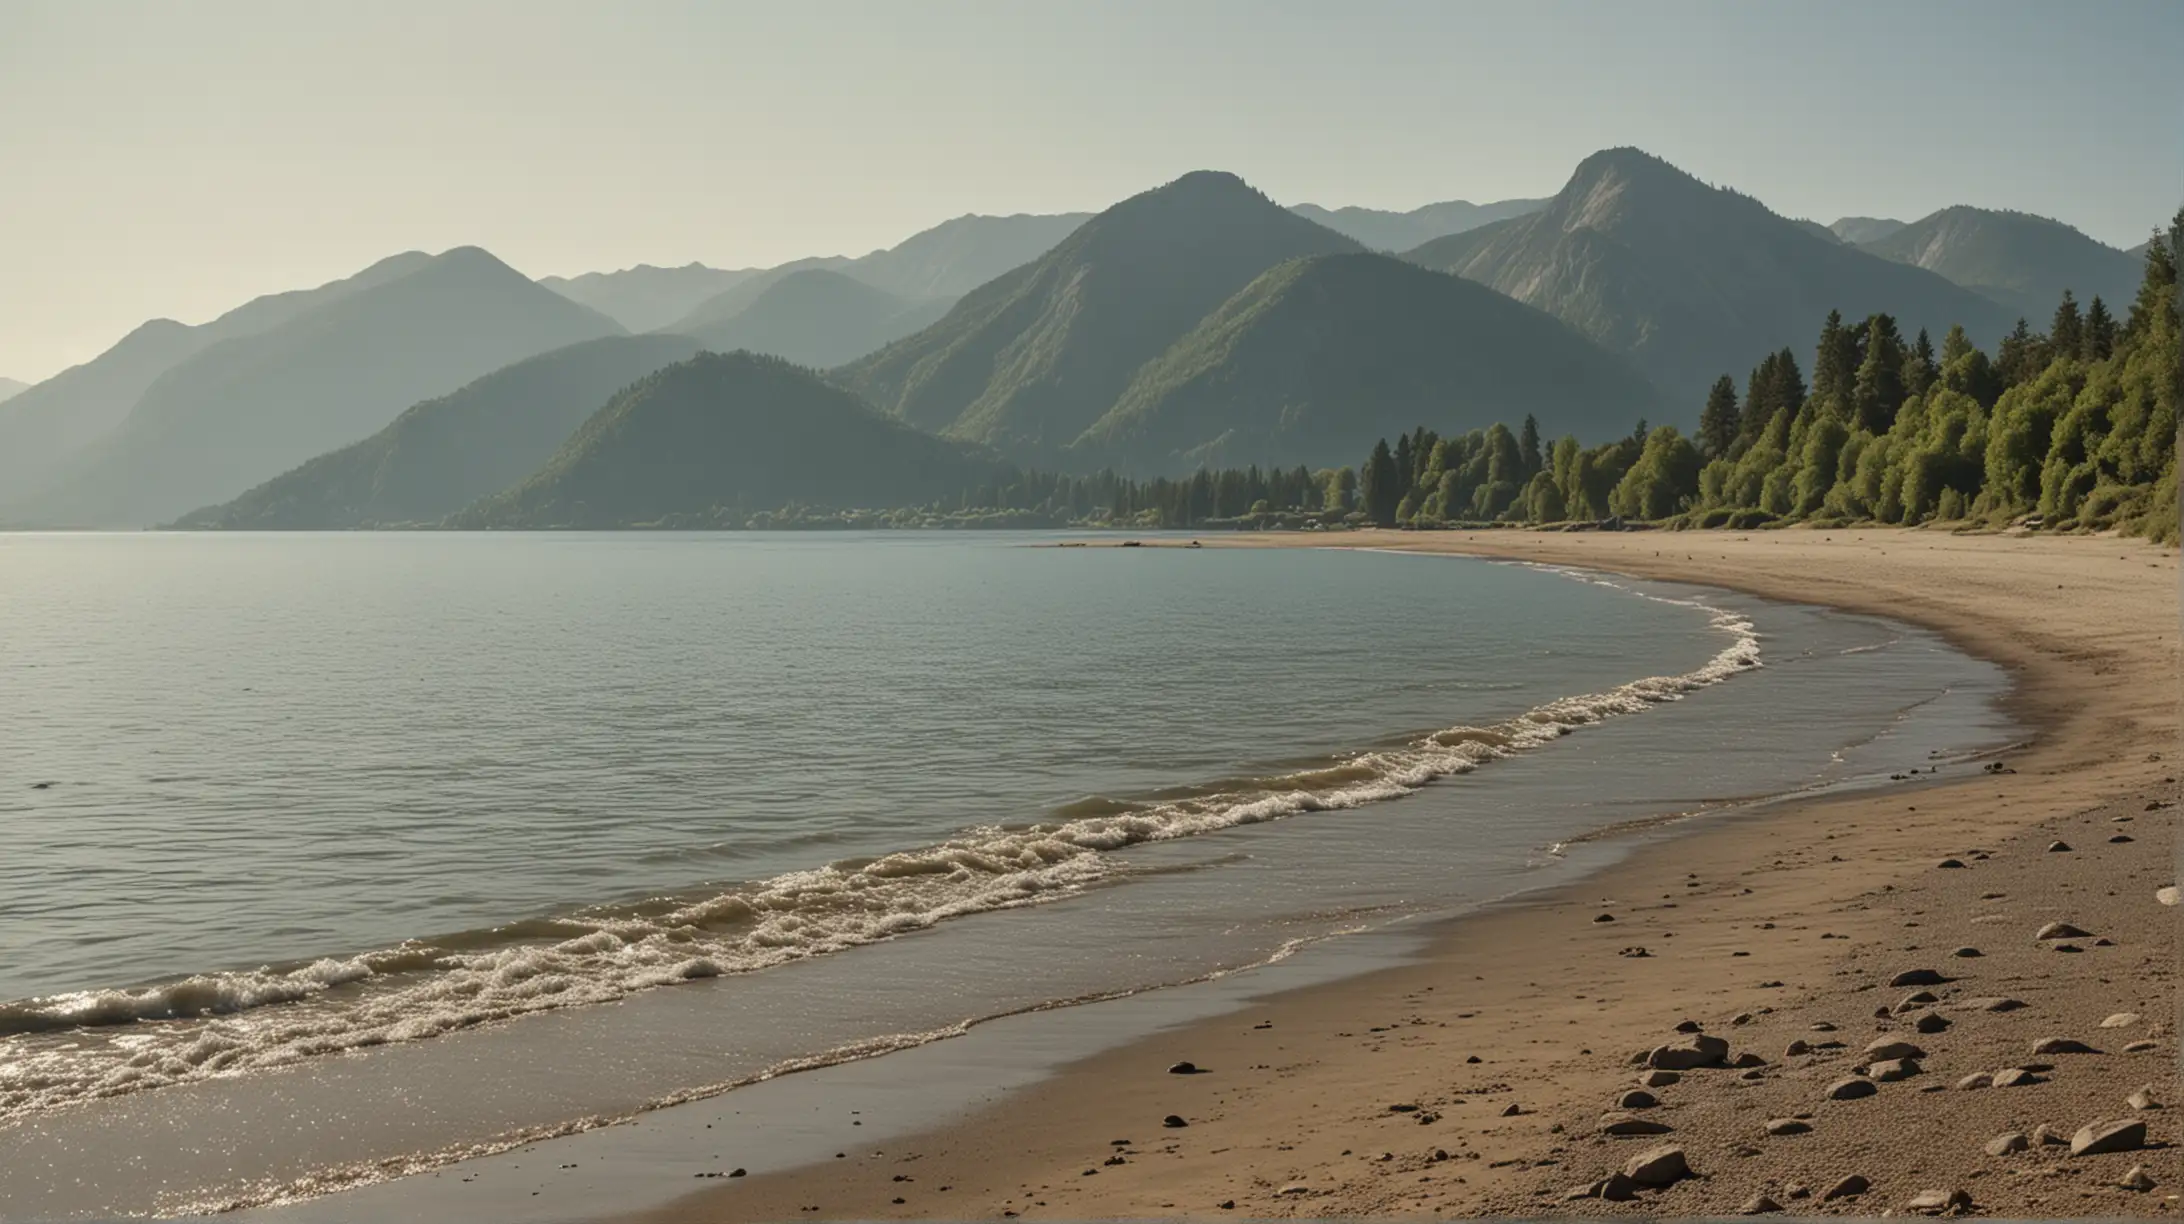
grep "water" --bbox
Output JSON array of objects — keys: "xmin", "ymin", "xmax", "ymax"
[{"xmin": 0, "ymin": 532, "xmax": 2012, "ymax": 1215}]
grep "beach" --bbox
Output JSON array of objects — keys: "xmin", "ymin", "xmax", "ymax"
[{"xmin": 633, "ymin": 528, "xmax": 2179, "ymax": 1220}]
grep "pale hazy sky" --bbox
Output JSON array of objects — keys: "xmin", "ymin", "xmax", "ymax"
[{"xmin": 4, "ymin": 0, "xmax": 2179, "ymax": 382}]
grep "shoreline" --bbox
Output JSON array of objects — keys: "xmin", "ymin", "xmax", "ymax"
[{"xmin": 631, "ymin": 528, "xmax": 2178, "ymax": 1220}]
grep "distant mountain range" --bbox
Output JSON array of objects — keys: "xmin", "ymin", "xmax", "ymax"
[
  {"xmin": 840, "ymin": 171, "xmax": 1365, "ymax": 460},
  {"xmin": 0, "ymin": 377, "xmax": 26, "ymax": 404},
  {"xmin": 1403, "ymin": 148, "xmax": 2015, "ymax": 406},
  {"xmin": 1287, "ymin": 198, "xmax": 1545, "ymax": 252},
  {"xmin": 538, "ymin": 263, "xmax": 760, "ymax": 334},
  {"xmin": 674, "ymin": 269, "xmax": 949, "ymax": 370},
  {"xmin": 1076, "ymin": 252, "xmax": 1661, "ymax": 471},
  {"xmin": 451, "ymin": 352, "xmax": 1007, "ymax": 528},
  {"xmin": 1853, "ymin": 206, "xmax": 2143, "ymax": 318},
  {"xmin": 10, "ymin": 248, "xmax": 620, "ymax": 527},
  {"xmin": 1829, "ymin": 217, "xmax": 1907, "ymax": 245},
  {"xmin": 179, "ymin": 333, "xmax": 703, "ymax": 529}
]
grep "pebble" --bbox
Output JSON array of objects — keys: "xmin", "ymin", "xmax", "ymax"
[
  {"xmin": 1500, "ymin": 1103, "xmax": 1521, "ymax": 1117},
  {"xmin": 1905, "ymin": 1187, "xmax": 1971, "ymax": 1214},
  {"xmin": 1638, "ymin": 1069, "xmax": 1681, "ymax": 1087},
  {"xmin": 1865, "ymin": 1038, "xmax": 1927, "ymax": 1061},
  {"xmin": 2035, "ymin": 921, "xmax": 2091, "ymax": 939},
  {"xmin": 1888, "ymin": 968, "xmax": 1947, "ymax": 987},
  {"xmin": 1617, "ymin": 1089, "xmax": 1658, "ymax": 1110},
  {"xmin": 2032, "ymin": 1036, "xmax": 2100, "ymax": 1055},
  {"xmin": 1593, "ymin": 913, "xmax": 1615, "ymax": 923},
  {"xmin": 1646, "ymin": 1034, "xmax": 1728, "ymax": 1070},
  {"xmin": 2070, "ymin": 1118, "xmax": 2148, "ymax": 1156},
  {"xmin": 1950, "ymin": 946, "xmax": 1981, "ymax": 958},
  {"xmin": 1167, "ymin": 1061, "xmax": 1199, "ymax": 1074},
  {"xmin": 1913, "ymin": 1012, "xmax": 1951, "ymax": 1034},
  {"xmin": 2048, "ymin": 840, "xmax": 2072, "ymax": 852},
  {"xmin": 2126, "ymin": 1085, "xmax": 2161, "ymax": 1110},
  {"xmin": 1821, "ymin": 1174, "xmax": 1870, "ymax": 1201},
  {"xmin": 2109, "ymin": 834, "xmax": 2134, "ymax": 843},
  {"xmin": 1764, "ymin": 1118, "xmax": 1812, "ymax": 1136},
  {"xmin": 1809, "ymin": 1021, "xmax": 1837, "ymax": 1032},
  {"xmin": 1960, "ymin": 996, "xmax": 2027, "ymax": 1012},
  {"xmin": 2032, "ymin": 1124, "xmax": 2067, "ymax": 1146},
  {"xmin": 2157, "ymin": 886, "xmax": 2178, "ymax": 906},
  {"xmin": 2121, "ymin": 1165, "xmax": 2156, "ymax": 1192},
  {"xmin": 1956, "ymin": 1072, "xmax": 1993, "ymax": 1090},
  {"xmin": 1992, "ymin": 1067, "xmax": 2045, "ymax": 1088},
  {"xmin": 1984, "ymin": 1132, "xmax": 2029, "ymax": 1155},
  {"xmin": 1936, "ymin": 858, "xmax": 1966, "ymax": 869},
  {"xmin": 1785, "ymin": 1039, "xmax": 1810, "ymax": 1056},
  {"xmin": 1869, "ymin": 1057, "xmax": 1921, "ymax": 1082},
  {"xmin": 2123, "ymin": 1040, "xmax": 2158, "ymax": 1053},
  {"xmin": 1599, "ymin": 1114, "xmax": 1675, "ymax": 1136},
  {"xmin": 2100, "ymin": 1012, "xmax": 2140, "ymax": 1028},
  {"xmin": 1162, "ymin": 1115, "xmax": 1188, "ymax": 1128},
  {"xmin": 1826, "ymin": 1077, "xmax": 1879, "ymax": 1101},
  {"xmin": 1622, "ymin": 1144, "xmax": 1689, "ymax": 1187},
  {"xmin": 1673, "ymin": 1019, "xmax": 1703, "ymax": 1033},
  {"xmin": 1740, "ymin": 1194, "xmax": 1784, "ymax": 1214}
]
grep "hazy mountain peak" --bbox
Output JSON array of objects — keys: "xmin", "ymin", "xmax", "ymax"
[
  {"xmin": 1856, "ymin": 205, "xmax": 2141, "ymax": 315},
  {"xmin": 1830, "ymin": 216, "xmax": 1908, "ymax": 245}
]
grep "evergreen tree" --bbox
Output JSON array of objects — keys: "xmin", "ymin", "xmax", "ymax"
[
  {"xmin": 1851, "ymin": 314, "xmax": 1908, "ymax": 433},
  {"xmin": 1811, "ymin": 310, "xmax": 1850, "ymax": 410},
  {"xmin": 2127, "ymin": 231, "xmax": 2179, "ymax": 340},
  {"xmin": 1698, "ymin": 374, "xmax": 1740, "ymax": 458},
  {"xmin": 2083, "ymin": 296, "xmax": 2117, "ymax": 362},
  {"xmin": 1904, "ymin": 328, "xmax": 1939, "ymax": 398},
  {"xmin": 1519, "ymin": 414, "xmax": 1543, "ymax": 477},
  {"xmin": 1392, "ymin": 433, "xmax": 1415, "ymax": 502},
  {"xmin": 1996, "ymin": 318, "xmax": 2040, "ymax": 387},
  {"xmin": 1941, "ymin": 323, "xmax": 1974, "ymax": 366},
  {"xmin": 1362, "ymin": 438, "xmax": 1400, "ymax": 527},
  {"xmin": 2049, "ymin": 290, "xmax": 2083, "ymax": 360}
]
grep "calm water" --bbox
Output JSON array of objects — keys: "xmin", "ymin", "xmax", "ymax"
[{"xmin": 0, "ymin": 532, "xmax": 2012, "ymax": 1215}]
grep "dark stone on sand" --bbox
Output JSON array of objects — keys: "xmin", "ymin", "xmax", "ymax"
[
  {"xmin": 1600, "ymin": 1113, "xmax": 1676, "ymax": 1136},
  {"xmin": 2048, "ymin": 841, "xmax": 2072, "ymax": 852},
  {"xmin": 1765, "ymin": 1118, "xmax": 1812, "ymax": 1136},
  {"xmin": 730, "ymin": 1168, "xmax": 747, "ymax": 1177},
  {"xmin": 1162, "ymin": 1115, "xmax": 1188, "ymax": 1128},
  {"xmin": 1465, "ymin": 1055, "xmax": 1481, "ymax": 1064},
  {"xmin": 1914, "ymin": 1012, "xmax": 1951, "ymax": 1034},
  {"xmin": 1622, "ymin": 1144, "xmax": 1690, "ymax": 1186},
  {"xmin": 1647, "ymin": 1034, "xmax": 1729, "ymax": 1070},
  {"xmin": 1822, "ymin": 1174, "xmax": 1870, "ymax": 1201},
  {"xmin": 1785, "ymin": 1039, "xmax": 1810, "ymax": 1056},
  {"xmin": 1865, "ymin": 1038, "xmax": 1927, "ymax": 1061},
  {"xmin": 1742, "ymin": 1194, "xmax": 1784, "ymax": 1214},
  {"xmin": 1168, "ymin": 1061, "xmax": 1200, "ymax": 1074},
  {"xmin": 1618, "ymin": 1089, "xmax": 1659, "ymax": 1109},
  {"xmin": 1594, "ymin": 913, "xmax": 1615, "ymax": 922},
  {"xmin": 1951, "ymin": 946, "xmax": 1981, "ymax": 957},
  {"xmin": 2070, "ymin": 1118, "xmax": 2147, "ymax": 1156},
  {"xmin": 1992, "ymin": 1067, "xmax": 2045, "ymax": 1088},
  {"xmin": 1936, "ymin": 858, "xmax": 1966, "ymax": 868},
  {"xmin": 1826, "ymin": 1077, "xmax": 1879, "ymax": 1101},
  {"xmin": 1960, "ymin": 996, "xmax": 2027, "ymax": 1012},
  {"xmin": 1500, "ymin": 1103, "xmax": 1521, "ymax": 1116},
  {"xmin": 1869, "ymin": 1057, "xmax": 1921, "ymax": 1082},
  {"xmin": 2036, "ymin": 921, "xmax": 2090, "ymax": 939},
  {"xmin": 1674, "ymin": 1019, "xmax": 1703, "ymax": 1033},
  {"xmin": 1731, "ymin": 1052, "xmax": 1767, "ymax": 1068},
  {"xmin": 1638, "ymin": 1069, "xmax": 1680, "ymax": 1087},
  {"xmin": 2111, "ymin": 834, "xmax": 2135, "ymax": 843},
  {"xmin": 2033, "ymin": 1037, "xmax": 2100, "ymax": 1054},
  {"xmin": 1888, "ymin": 968, "xmax": 1948, "ymax": 987}
]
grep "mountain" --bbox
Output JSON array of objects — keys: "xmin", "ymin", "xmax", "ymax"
[
  {"xmin": 13, "ymin": 248, "xmax": 623, "ymax": 527},
  {"xmin": 1791, "ymin": 219, "xmax": 1842, "ymax": 244},
  {"xmin": 539, "ymin": 263, "xmax": 759, "ymax": 333},
  {"xmin": 1288, "ymin": 198, "xmax": 1546, "ymax": 252},
  {"xmin": 176, "ymin": 334, "xmax": 703, "ymax": 529},
  {"xmin": 674, "ymin": 269, "xmax": 949, "ymax": 369},
  {"xmin": 837, "ymin": 213, "xmax": 1091, "ymax": 301},
  {"xmin": 1401, "ymin": 148, "xmax": 2014, "ymax": 409},
  {"xmin": 1831, "ymin": 217, "xmax": 1907, "ymax": 245},
  {"xmin": 1857, "ymin": 206, "xmax": 2146, "ymax": 317},
  {"xmin": 2127, "ymin": 239, "xmax": 2151, "ymax": 259},
  {"xmin": 0, "ymin": 378, "xmax": 29, "ymax": 404},
  {"xmin": 0, "ymin": 252, "xmax": 434, "ymax": 499},
  {"xmin": 450, "ymin": 351, "xmax": 1008, "ymax": 528},
  {"xmin": 838, "ymin": 170, "xmax": 1365, "ymax": 460},
  {"xmin": 1076, "ymin": 254, "xmax": 1662, "ymax": 471}
]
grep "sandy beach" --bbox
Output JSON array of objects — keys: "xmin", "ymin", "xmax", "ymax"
[{"xmin": 631, "ymin": 528, "xmax": 2179, "ymax": 1220}]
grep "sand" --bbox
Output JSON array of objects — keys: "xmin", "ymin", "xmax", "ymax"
[{"xmin": 628, "ymin": 528, "xmax": 2179, "ymax": 1220}]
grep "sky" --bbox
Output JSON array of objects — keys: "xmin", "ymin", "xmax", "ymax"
[{"xmin": 3, "ymin": 0, "xmax": 2179, "ymax": 383}]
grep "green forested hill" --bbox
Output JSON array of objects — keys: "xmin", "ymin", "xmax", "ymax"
[
  {"xmin": 1075, "ymin": 253, "xmax": 1660, "ymax": 470},
  {"xmin": 452, "ymin": 351, "xmax": 1010, "ymax": 528},
  {"xmin": 835, "ymin": 170, "xmax": 1364, "ymax": 460},
  {"xmin": 679, "ymin": 269, "xmax": 945, "ymax": 369},
  {"xmin": 1857, "ymin": 206, "xmax": 2145, "ymax": 318},
  {"xmin": 177, "ymin": 333, "xmax": 703, "ymax": 528}
]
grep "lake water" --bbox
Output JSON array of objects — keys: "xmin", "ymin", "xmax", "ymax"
[{"xmin": 0, "ymin": 532, "xmax": 2013, "ymax": 1217}]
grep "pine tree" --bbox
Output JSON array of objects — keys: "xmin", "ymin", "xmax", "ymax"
[
  {"xmin": 1392, "ymin": 433, "xmax": 1415, "ymax": 502},
  {"xmin": 2083, "ymin": 296, "xmax": 2117, "ymax": 362},
  {"xmin": 1851, "ymin": 314, "xmax": 1907, "ymax": 433},
  {"xmin": 1811, "ymin": 310, "xmax": 1850, "ymax": 410},
  {"xmin": 1519, "ymin": 414, "xmax": 1543, "ymax": 477},
  {"xmin": 1903, "ymin": 328, "xmax": 1939, "ymax": 398},
  {"xmin": 1941, "ymin": 323, "xmax": 1974, "ymax": 366},
  {"xmin": 1698, "ymin": 374, "xmax": 1739, "ymax": 459},
  {"xmin": 1996, "ymin": 318, "xmax": 2039, "ymax": 387},
  {"xmin": 1362, "ymin": 439, "xmax": 1400, "ymax": 527},
  {"xmin": 2127, "ymin": 230, "xmax": 2179, "ymax": 340},
  {"xmin": 2049, "ymin": 290, "xmax": 2083, "ymax": 362}
]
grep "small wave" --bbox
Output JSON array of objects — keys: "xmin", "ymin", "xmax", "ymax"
[{"xmin": 0, "ymin": 568, "xmax": 1760, "ymax": 1124}]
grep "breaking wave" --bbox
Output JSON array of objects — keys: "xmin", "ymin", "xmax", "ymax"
[{"xmin": 0, "ymin": 567, "xmax": 1758, "ymax": 1123}]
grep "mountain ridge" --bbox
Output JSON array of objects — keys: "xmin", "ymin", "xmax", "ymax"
[{"xmin": 1856, "ymin": 205, "xmax": 2144, "ymax": 317}]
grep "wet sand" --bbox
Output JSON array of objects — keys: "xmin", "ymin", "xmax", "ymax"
[{"xmin": 630, "ymin": 528, "xmax": 2179, "ymax": 1219}]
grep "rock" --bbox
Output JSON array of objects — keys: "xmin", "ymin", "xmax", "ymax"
[
  {"xmin": 2048, "ymin": 840, "xmax": 2072, "ymax": 852},
  {"xmin": 1741, "ymin": 1194, "xmax": 1784, "ymax": 1214},
  {"xmin": 1785, "ymin": 1039, "xmax": 1811, "ymax": 1056},
  {"xmin": 1600, "ymin": 1113, "xmax": 1675, "ymax": 1136},
  {"xmin": 1168, "ymin": 1061, "xmax": 1199, "ymax": 1074},
  {"xmin": 1218, "ymin": 1200, "xmax": 1236, "ymax": 1210},
  {"xmin": 2110, "ymin": 834, "xmax": 2134, "ymax": 843},
  {"xmin": 2120, "ymin": 1165, "xmax": 2156, "ymax": 1192},
  {"xmin": 1826, "ymin": 1077, "xmax": 1879, "ymax": 1101},
  {"xmin": 2101, "ymin": 1013, "xmax": 2140, "ymax": 1028},
  {"xmin": 2070, "ymin": 1118, "xmax": 2147, "ymax": 1156},
  {"xmin": 2124, "ymin": 1040, "xmax": 2158, "ymax": 1053},
  {"xmin": 1277, "ymin": 1184, "xmax": 1308, "ymax": 1195},
  {"xmin": 1822, "ymin": 1174, "xmax": 1870, "ymax": 1201},
  {"xmin": 1594, "ymin": 913, "xmax": 1616, "ymax": 923},
  {"xmin": 1914, "ymin": 1012, "xmax": 1951, "ymax": 1034},
  {"xmin": 1500, "ymin": 1103, "xmax": 1521, "ymax": 1117},
  {"xmin": 729, "ymin": 1168, "xmax": 747, "ymax": 1178},
  {"xmin": 1889, "ymin": 968, "xmax": 1948, "ymax": 987},
  {"xmin": 1960, "ymin": 996, "xmax": 2027, "ymax": 1012},
  {"xmin": 1951, "ymin": 946, "xmax": 1982, "ymax": 958},
  {"xmin": 2032, "ymin": 1124, "xmax": 2066, "ymax": 1146},
  {"xmin": 2036, "ymin": 921, "xmax": 2091, "ymax": 939},
  {"xmin": 1162, "ymin": 1115, "xmax": 1188, "ymax": 1128},
  {"xmin": 1638, "ymin": 1069, "xmax": 1681, "ymax": 1087},
  {"xmin": 1897, "ymin": 990, "xmax": 1939, "ymax": 1010},
  {"xmin": 1957, "ymin": 1072, "xmax": 1994, "ymax": 1090},
  {"xmin": 1730, "ymin": 1052, "xmax": 1767, "ymax": 1068},
  {"xmin": 1617, "ymin": 1089, "xmax": 1659, "ymax": 1110},
  {"xmin": 1985, "ymin": 1132, "xmax": 2029, "ymax": 1155},
  {"xmin": 1869, "ymin": 1057, "xmax": 1922, "ymax": 1082},
  {"xmin": 1906, "ymin": 1188, "xmax": 1971, "ymax": 1214},
  {"xmin": 1598, "ymin": 1172, "xmax": 1639, "ymax": 1201},
  {"xmin": 1562, "ymin": 1183, "xmax": 1601, "ymax": 1202},
  {"xmin": 2126, "ymin": 1085, "xmax": 2161, "ymax": 1111},
  {"xmin": 1810, "ymin": 1021, "xmax": 1838, "ymax": 1032},
  {"xmin": 1865, "ymin": 1038, "xmax": 1928, "ymax": 1061},
  {"xmin": 1646, "ymin": 1034, "xmax": 1729, "ymax": 1070},
  {"xmin": 2033, "ymin": 1037, "xmax": 2100, "ymax": 1054},
  {"xmin": 1765, "ymin": 1118, "xmax": 1813, "ymax": 1136},
  {"xmin": 2158, "ymin": 886, "xmax": 2178, "ymax": 906},
  {"xmin": 1936, "ymin": 858, "xmax": 1966, "ymax": 868},
  {"xmin": 1785, "ymin": 1183, "xmax": 1811, "ymax": 1199},
  {"xmin": 1622, "ymin": 1144, "xmax": 1690, "ymax": 1187},
  {"xmin": 1674, "ymin": 1019, "xmax": 1703, "ymax": 1033},
  {"xmin": 1992, "ymin": 1067, "xmax": 2045, "ymax": 1087}
]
